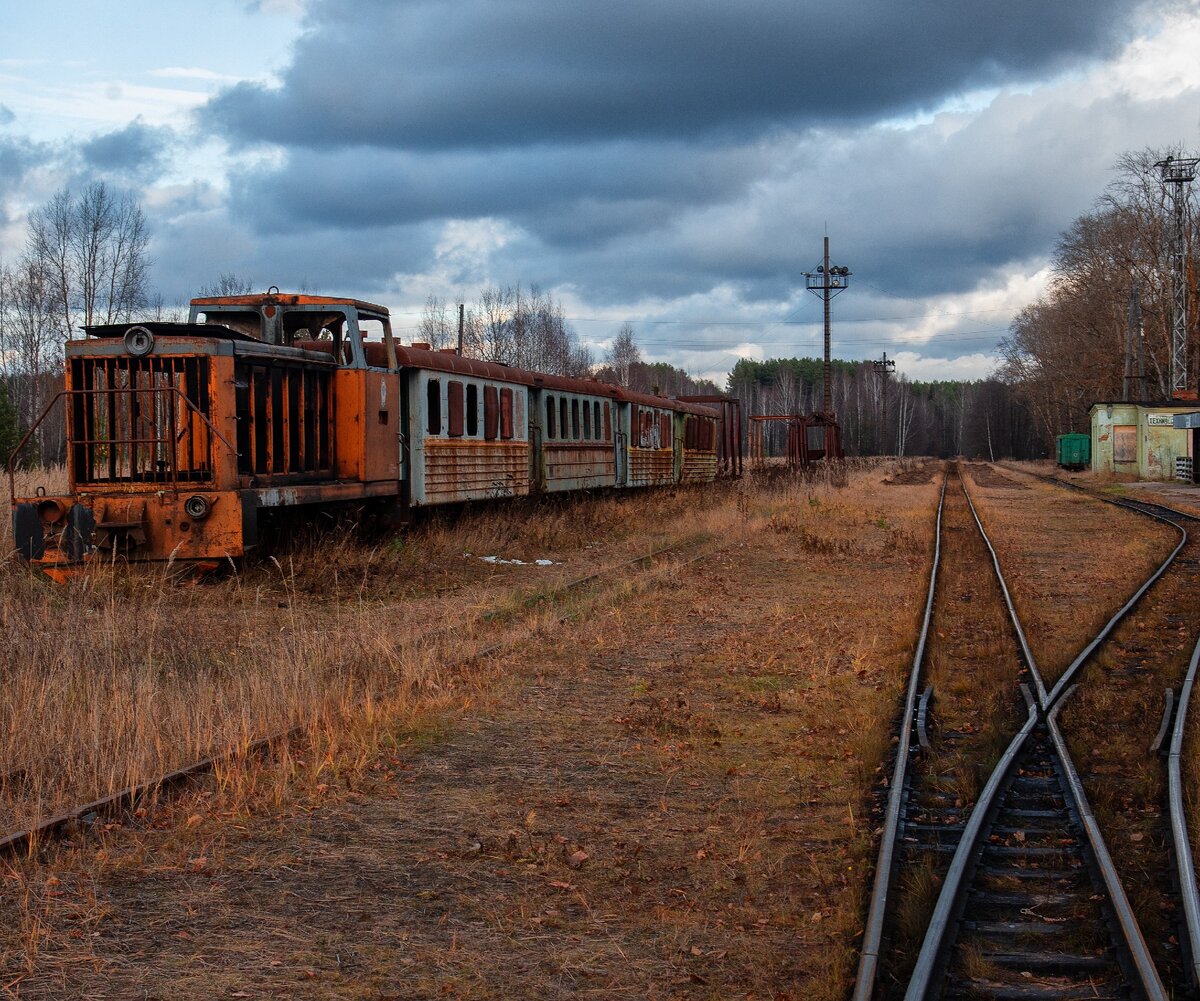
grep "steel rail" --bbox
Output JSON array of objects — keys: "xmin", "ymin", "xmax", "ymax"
[
  {"xmin": 902, "ymin": 696, "xmax": 1039, "ymax": 1000},
  {"xmin": 1044, "ymin": 520, "xmax": 1184, "ymax": 708},
  {"xmin": 1016, "ymin": 481, "xmax": 1190, "ymax": 709},
  {"xmin": 1046, "ymin": 690, "xmax": 1169, "ymax": 1000},
  {"xmin": 0, "ymin": 536, "xmax": 725, "ymax": 862},
  {"xmin": 1167, "ymin": 594, "xmax": 1200, "ymax": 988},
  {"xmin": 905, "ymin": 469, "xmax": 1169, "ymax": 1000},
  {"xmin": 1010, "ymin": 466, "xmax": 1200, "ymax": 991},
  {"xmin": 959, "ymin": 480, "xmax": 1048, "ymax": 706},
  {"xmin": 851, "ymin": 472, "xmax": 948, "ymax": 1001}
]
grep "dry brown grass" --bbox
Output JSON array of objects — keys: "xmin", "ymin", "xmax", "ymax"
[
  {"xmin": 0, "ymin": 459, "xmax": 941, "ymax": 999},
  {"xmin": 963, "ymin": 461, "xmax": 1174, "ymax": 685}
]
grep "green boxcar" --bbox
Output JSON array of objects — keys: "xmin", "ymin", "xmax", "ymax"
[{"xmin": 1056, "ymin": 433, "xmax": 1091, "ymax": 470}]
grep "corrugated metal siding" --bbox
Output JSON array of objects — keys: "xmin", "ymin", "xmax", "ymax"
[
  {"xmin": 544, "ymin": 444, "xmax": 616, "ymax": 491},
  {"xmin": 421, "ymin": 440, "xmax": 530, "ymax": 503},
  {"xmin": 628, "ymin": 448, "xmax": 674, "ymax": 487},
  {"xmin": 680, "ymin": 450, "xmax": 718, "ymax": 484}
]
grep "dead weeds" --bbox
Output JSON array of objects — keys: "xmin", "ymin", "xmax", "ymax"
[{"xmin": 0, "ymin": 461, "xmax": 939, "ymax": 999}]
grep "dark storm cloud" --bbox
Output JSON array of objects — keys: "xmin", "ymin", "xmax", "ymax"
[
  {"xmin": 225, "ymin": 140, "xmax": 768, "ymax": 237},
  {"xmin": 81, "ymin": 120, "xmax": 172, "ymax": 180},
  {"xmin": 0, "ymin": 134, "xmax": 50, "ymax": 213},
  {"xmin": 204, "ymin": 0, "xmax": 1144, "ymax": 150}
]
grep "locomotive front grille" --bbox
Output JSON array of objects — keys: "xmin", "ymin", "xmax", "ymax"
[{"xmin": 68, "ymin": 356, "xmax": 214, "ymax": 485}]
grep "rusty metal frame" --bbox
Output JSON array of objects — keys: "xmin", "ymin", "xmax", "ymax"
[{"xmin": 8, "ymin": 386, "xmax": 237, "ymax": 504}]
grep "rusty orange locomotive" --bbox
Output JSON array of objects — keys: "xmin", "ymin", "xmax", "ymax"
[{"xmin": 9, "ymin": 292, "xmax": 740, "ymax": 575}]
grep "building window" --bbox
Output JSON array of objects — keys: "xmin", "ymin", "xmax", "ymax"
[
  {"xmin": 1114, "ymin": 425, "xmax": 1137, "ymax": 463},
  {"xmin": 426, "ymin": 378, "xmax": 441, "ymax": 435},
  {"xmin": 466, "ymin": 384, "xmax": 479, "ymax": 436},
  {"xmin": 448, "ymin": 381, "xmax": 464, "ymax": 437},
  {"xmin": 484, "ymin": 385, "xmax": 499, "ymax": 440}
]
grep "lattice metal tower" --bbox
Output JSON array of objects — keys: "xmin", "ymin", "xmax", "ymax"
[{"xmin": 1157, "ymin": 155, "xmax": 1200, "ymax": 395}]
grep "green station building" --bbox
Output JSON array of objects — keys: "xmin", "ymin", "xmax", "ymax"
[{"xmin": 1089, "ymin": 401, "xmax": 1200, "ymax": 481}]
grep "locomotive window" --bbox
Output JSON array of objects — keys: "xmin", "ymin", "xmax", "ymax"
[
  {"xmin": 448, "ymin": 381, "xmax": 464, "ymax": 437},
  {"xmin": 466, "ymin": 384, "xmax": 479, "ymax": 436},
  {"xmin": 583, "ymin": 399, "xmax": 591, "ymax": 439},
  {"xmin": 484, "ymin": 385, "xmax": 499, "ymax": 440},
  {"xmin": 426, "ymin": 377, "xmax": 441, "ymax": 435},
  {"xmin": 500, "ymin": 388, "xmax": 514, "ymax": 439},
  {"xmin": 545, "ymin": 395, "xmax": 556, "ymax": 439},
  {"xmin": 359, "ymin": 317, "xmax": 392, "ymax": 368},
  {"xmin": 571, "ymin": 399, "xmax": 580, "ymax": 440}
]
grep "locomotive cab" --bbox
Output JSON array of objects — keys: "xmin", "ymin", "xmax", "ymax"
[{"xmin": 9, "ymin": 293, "xmax": 402, "ymax": 574}]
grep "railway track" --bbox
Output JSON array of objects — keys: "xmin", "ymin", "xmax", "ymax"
[
  {"xmin": 0, "ymin": 535, "xmax": 727, "ymax": 862},
  {"xmin": 1004, "ymin": 467, "xmax": 1200, "ymax": 994},
  {"xmin": 855, "ymin": 463, "xmax": 1184, "ymax": 1000}
]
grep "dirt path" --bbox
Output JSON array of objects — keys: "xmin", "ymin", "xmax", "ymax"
[{"xmin": 3, "ymin": 477, "xmax": 934, "ymax": 1000}]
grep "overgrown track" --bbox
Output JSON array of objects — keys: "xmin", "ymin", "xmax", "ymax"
[
  {"xmin": 0, "ymin": 537, "xmax": 726, "ymax": 863},
  {"xmin": 1014, "ymin": 470, "xmax": 1200, "ymax": 994},
  {"xmin": 855, "ymin": 464, "xmax": 1177, "ymax": 1000}
]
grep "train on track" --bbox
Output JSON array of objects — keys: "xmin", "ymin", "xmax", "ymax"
[{"xmin": 8, "ymin": 291, "xmax": 742, "ymax": 577}]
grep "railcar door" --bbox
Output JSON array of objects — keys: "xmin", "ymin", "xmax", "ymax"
[{"xmin": 615, "ymin": 430, "xmax": 627, "ymax": 486}]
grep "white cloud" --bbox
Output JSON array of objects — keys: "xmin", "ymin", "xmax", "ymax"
[{"xmin": 892, "ymin": 351, "xmax": 1000, "ymax": 381}]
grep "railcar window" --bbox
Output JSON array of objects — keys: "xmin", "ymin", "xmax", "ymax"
[
  {"xmin": 583, "ymin": 399, "xmax": 591, "ymax": 439},
  {"xmin": 448, "ymin": 381, "xmax": 465, "ymax": 437},
  {"xmin": 571, "ymin": 399, "xmax": 580, "ymax": 440},
  {"xmin": 426, "ymin": 378, "xmax": 441, "ymax": 435},
  {"xmin": 466, "ymin": 384, "xmax": 479, "ymax": 436},
  {"xmin": 660, "ymin": 414, "xmax": 671, "ymax": 448},
  {"xmin": 484, "ymin": 385, "xmax": 499, "ymax": 440},
  {"xmin": 603, "ymin": 403, "xmax": 611, "ymax": 441},
  {"xmin": 559, "ymin": 398, "xmax": 568, "ymax": 441},
  {"xmin": 593, "ymin": 401, "xmax": 600, "ymax": 440},
  {"xmin": 500, "ymin": 388, "xmax": 514, "ymax": 439},
  {"xmin": 546, "ymin": 395, "xmax": 556, "ymax": 439}
]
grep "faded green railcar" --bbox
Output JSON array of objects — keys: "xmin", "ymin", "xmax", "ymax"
[{"xmin": 1056, "ymin": 433, "xmax": 1090, "ymax": 470}]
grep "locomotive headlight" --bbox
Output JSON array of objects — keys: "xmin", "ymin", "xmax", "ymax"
[
  {"xmin": 123, "ymin": 325, "xmax": 155, "ymax": 357},
  {"xmin": 37, "ymin": 499, "xmax": 65, "ymax": 524},
  {"xmin": 183, "ymin": 495, "xmax": 211, "ymax": 520}
]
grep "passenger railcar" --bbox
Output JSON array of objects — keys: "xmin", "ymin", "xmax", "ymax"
[{"xmin": 9, "ymin": 292, "xmax": 732, "ymax": 573}]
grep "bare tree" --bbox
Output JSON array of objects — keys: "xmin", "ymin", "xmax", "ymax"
[
  {"xmin": 197, "ymin": 273, "xmax": 255, "ymax": 297},
  {"xmin": 26, "ymin": 181, "xmax": 151, "ymax": 339},
  {"xmin": 417, "ymin": 294, "xmax": 456, "ymax": 349},
  {"xmin": 607, "ymin": 322, "xmax": 641, "ymax": 386}
]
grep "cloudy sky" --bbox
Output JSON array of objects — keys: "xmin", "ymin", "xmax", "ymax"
[{"xmin": 4, "ymin": 0, "xmax": 1200, "ymax": 385}]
